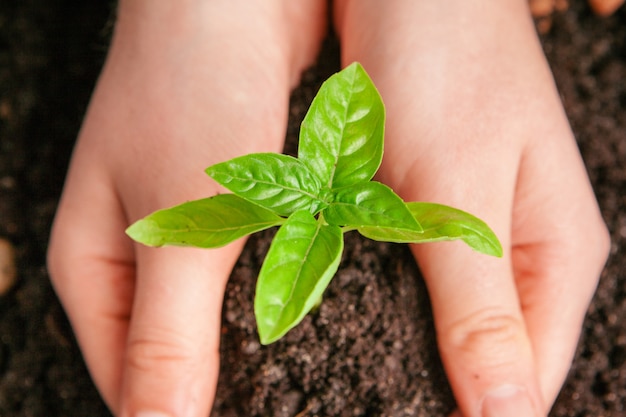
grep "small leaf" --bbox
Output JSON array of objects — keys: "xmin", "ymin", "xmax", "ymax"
[
  {"xmin": 324, "ymin": 182, "xmax": 422, "ymax": 232},
  {"xmin": 298, "ymin": 62, "xmax": 385, "ymax": 189},
  {"xmin": 126, "ymin": 194, "xmax": 284, "ymax": 248},
  {"xmin": 358, "ymin": 202, "xmax": 503, "ymax": 257},
  {"xmin": 255, "ymin": 210, "xmax": 343, "ymax": 344},
  {"xmin": 206, "ymin": 153, "xmax": 324, "ymax": 216}
]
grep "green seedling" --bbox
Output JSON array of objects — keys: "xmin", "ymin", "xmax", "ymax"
[{"xmin": 126, "ymin": 62, "xmax": 502, "ymax": 344}]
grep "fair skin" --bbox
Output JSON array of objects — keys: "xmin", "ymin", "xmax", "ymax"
[{"xmin": 47, "ymin": 1, "xmax": 610, "ymax": 417}]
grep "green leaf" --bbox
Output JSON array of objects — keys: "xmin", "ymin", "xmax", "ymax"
[
  {"xmin": 298, "ymin": 62, "xmax": 385, "ymax": 189},
  {"xmin": 357, "ymin": 202, "xmax": 503, "ymax": 257},
  {"xmin": 125, "ymin": 194, "xmax": 284, "ymax": 248},
  {"xmin": 324, "ymin": 182, "xmax": 422, "ymax": 232},
  {"xmin": 255, "ymin": 210, "xmax": 343, "ymax": 344},
  {"xmin": 206, "ymin": 153, "xmax": 324, "ymax": 217}
]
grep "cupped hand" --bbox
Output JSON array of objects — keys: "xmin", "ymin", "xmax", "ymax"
[
  {"xmin": 335, "ymin": 0, "xmax": 610, "ymax": 416},
  {"xmin": 47, "ymin": 1, "xmax": 325, "ymax": 416}
]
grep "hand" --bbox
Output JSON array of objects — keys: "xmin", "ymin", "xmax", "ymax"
[
  {"xmin": 47, "ymin": 1, "xmax": 325, "ymax": 416},
  {"xmin": 335, "ymin": 1, "xmax": 609, "ymax": 416}
]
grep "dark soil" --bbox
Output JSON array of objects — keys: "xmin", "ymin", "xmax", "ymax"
[{"xmin": 1, "ymin": 1, "xmax": 625, "ymax": 416}]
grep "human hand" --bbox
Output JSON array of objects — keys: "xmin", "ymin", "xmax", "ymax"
[
  {"xmin": 335, "ymin": 1, "xmax": 610, "ymax": 416},
  {"xmin": 47, "ymin": 1, "xmax": 325, "ymax": 416}
]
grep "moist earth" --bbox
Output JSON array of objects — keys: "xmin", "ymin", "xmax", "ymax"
[{"xmin": 0, "ymin": 1, "xmax": 625, "ymax": 416}]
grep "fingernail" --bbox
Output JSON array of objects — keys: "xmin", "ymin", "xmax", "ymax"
[
  {"xmin": 135, "ymin": 411, "xmax": 172, "ymax": 417},
  {"xmin": 481, "ymin": 384, "xmax": 538, "ymax": 417}
]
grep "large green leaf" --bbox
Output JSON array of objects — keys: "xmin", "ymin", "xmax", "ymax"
[
  {"xmin": 255, "ymin": 210, "xmax": 343, "ymax": 344},
  {"xmin": 358, "ymin": 202, "xmax": 503, "ymax": 257},
  {"xmin": 324, "ymin": 182, "xmax": 422, "ymax": 232},
  {"xmin": 125, "ymin": 194, "xmax": 284, "ymax": 248},
  {"xmin": 206, "ymin": 153, "xmax": 324, "ymax": 217},
  {"xmin": 298, "ymin": 62, "xmax": 385, "ymax": 189}
]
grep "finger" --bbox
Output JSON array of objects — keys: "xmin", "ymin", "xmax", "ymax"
[
  {"xmin": 48, "ymin": 156, "xmax": 134, "ymax": 412},
  {"xmin": 512, "ymin": 241, "xmax": 604, "ymax": 405},
  {"xmin": 511, "ymin": 124, "xmax": 610, "ymax": 404},
  {"xmin": 415, "ymin": 244, "xmax": 545, "ymax": 417},
  {"xmin": 118, "ymin": 243, "xmax": 242, "ymax": 417},
  {"xmin": 405, "ymin": 155, "xmax": 545, "ymax": 417},
  {"xmin": 387, "ymin": 110, "xmax": 545, "ymax": 416}
]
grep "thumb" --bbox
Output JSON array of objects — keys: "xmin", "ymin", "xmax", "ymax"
[
  {"xmin": 119, "ymin": 243, "xmax": 242, "ymax": 417},
  {"xmin": 412, "ymin": 240, "xmax": 545, "ymax": 417}
]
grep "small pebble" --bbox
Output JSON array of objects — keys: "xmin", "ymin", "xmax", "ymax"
[{"xmin": 0, "ymin": 238, "xmax": 17, "ymax": 295}]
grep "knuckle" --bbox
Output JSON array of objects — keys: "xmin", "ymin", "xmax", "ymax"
[
  {"xmin": 126, "ymin": 329, "xmax": 200, "ymax": 375},
  {"xmin": 440, "ymin": 308, "xmax": 528, "ymax": 369}
]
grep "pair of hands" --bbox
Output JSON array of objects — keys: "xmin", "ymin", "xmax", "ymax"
[{"xmin": 48, "ymin": 1, "xmax": 609, "ymax": 417}]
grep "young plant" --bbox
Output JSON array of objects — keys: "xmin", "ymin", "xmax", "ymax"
[{"xmin": 126, "ymin": 62, "xmax": 502, "ymax": 344}]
